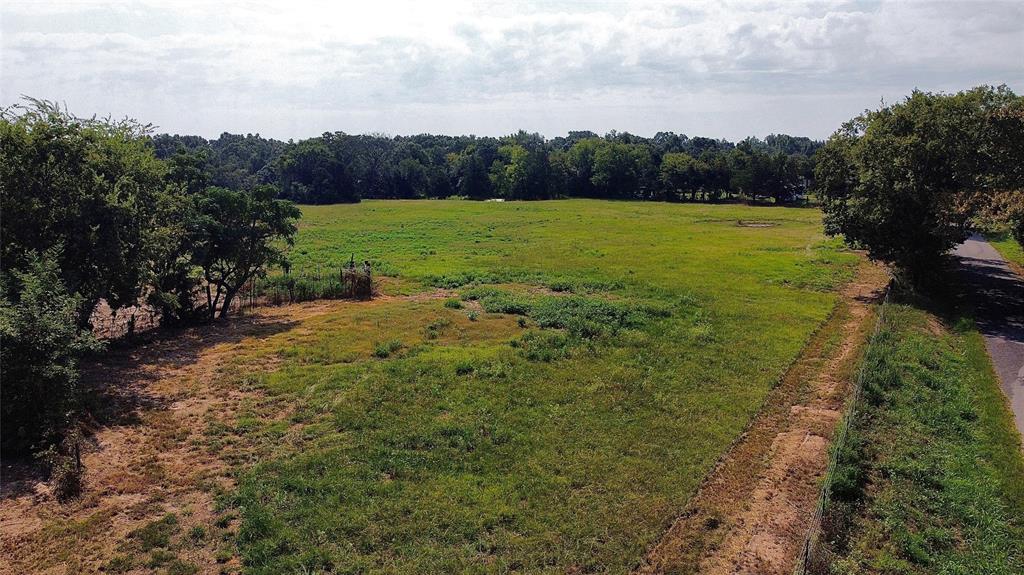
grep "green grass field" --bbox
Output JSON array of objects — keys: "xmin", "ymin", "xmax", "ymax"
[
  {"xmin": 215, "ymin": 200, "xmax": 860, "ymax": 573},
  {"xmin": 823, "ymin": 302, "xmax": 1024, "ymax": 574}
]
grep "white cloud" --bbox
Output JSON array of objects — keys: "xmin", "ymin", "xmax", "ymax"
[{"xmin": 2, "ymin": 0, "xmax": 1022, "ymax": 140}]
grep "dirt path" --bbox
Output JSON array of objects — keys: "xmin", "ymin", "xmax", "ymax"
[
  {"xmin": 635, "ymin": 261, "xmax": 889, "ymax": 575},
  {"xmin": 0, "ymin": 299, "xmax": 366, "ymax": 575},
  {"xmin": 954, "ymin": 234, "xmax": 1024, "ymax": 439}
]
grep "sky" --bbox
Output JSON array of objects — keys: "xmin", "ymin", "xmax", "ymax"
[{"xmin": 2, "ymin": 0, "xmax": 1022, "ymax": 141}]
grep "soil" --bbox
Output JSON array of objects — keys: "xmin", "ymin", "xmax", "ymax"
[
  {"xmin": 0, "ymin": 267, "xmax": 889, "ymax": 575},
  {"xmin": 634, "ymin": 260, "xmax": 889, "ymax": 575},
  {"xmin": 0, "ymin": 298, "xmax": 378, "ymax": 575}
]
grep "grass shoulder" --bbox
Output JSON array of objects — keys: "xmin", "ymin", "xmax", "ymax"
[
  {"xmin": 818, "ymin": 297, "xmax": 1024, "ymax": 574},
  {"xmin": 988, "ymin": 232, "xmax": 1024, "ymax": 274}
]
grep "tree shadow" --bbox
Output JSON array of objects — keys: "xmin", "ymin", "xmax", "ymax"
[
  {"xmin": 955, "ymin": 253, "xmax": 1024, "ymax": 341},
  {"xmin": 0, "ymin": 313, "xmax": 299, "ymax": 502}
]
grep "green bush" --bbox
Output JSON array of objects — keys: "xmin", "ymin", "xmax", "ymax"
[
  {"xmin": 513, "ymin": 331, "xmax": 572, "ymax": 362},
  {"xmin": 462, "ymin": 287, "xmax": 669, "ymax": 338},
  {"xmin": 167, "ymin": 559, "xmax": 199, "ymax": 575},
  {"xmin": 0, "ymin": 252, "xmax": 101, "ymax": 454},
  {"xmin": 102, "ymin": 555, "xmax": 135, "ymax": 574}
]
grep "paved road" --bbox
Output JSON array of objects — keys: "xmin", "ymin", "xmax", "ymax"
[{"xmin": 954, "ymin": 234, "xmax": 1024, "ymax": 439}]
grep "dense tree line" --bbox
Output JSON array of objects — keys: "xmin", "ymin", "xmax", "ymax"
[
  {"xmin": 817, "ymin": 85, "xmax": 1024, "ymax": 285},
  {"xmin": 153, "ymin": 129, "xmax": 822, "ymax": 205},
  {"xmin": 1, "ymin": 100, "xmax": 299, "ymax": 472}
]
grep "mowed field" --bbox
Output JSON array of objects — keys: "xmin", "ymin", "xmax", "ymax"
[{"xmin": 210, "ymin": 200, "xmax": 860, "ymax": 574}]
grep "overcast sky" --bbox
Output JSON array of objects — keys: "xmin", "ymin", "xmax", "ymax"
[{"xmin": 2, "ymin": 1, "xmax": 1022, "ymax": 141}]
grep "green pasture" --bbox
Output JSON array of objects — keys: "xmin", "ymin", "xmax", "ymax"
[{"xmin": 216, "ymin": 199, "xmax": 860, "ymax": 573}]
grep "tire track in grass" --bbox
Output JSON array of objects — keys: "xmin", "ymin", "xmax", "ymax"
[{"xmin": 634, "ymin": 261, "xmax": 888, "ymax": 575}]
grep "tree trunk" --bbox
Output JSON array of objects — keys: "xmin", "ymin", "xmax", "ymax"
[{"xmin": 218, "ymin": 286, "xmax": 237, "ymax": 319}]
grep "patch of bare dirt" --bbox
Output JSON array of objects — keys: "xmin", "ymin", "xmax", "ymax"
[
  {"xmin": 0, "ymin": 297, "xmax": 384, "ymax": 575},
  {"xmin": 634, "ymin": 261, "xmax": 889, "ymax": 575}
]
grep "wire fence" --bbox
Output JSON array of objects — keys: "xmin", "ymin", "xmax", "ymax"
[
  {"xmin": 92, "ymin": 265, "xmax": 375, "ymax": 341},
  {"xmin": 793, "ymin": 280, "xmax": 893, "ymax": 575}
]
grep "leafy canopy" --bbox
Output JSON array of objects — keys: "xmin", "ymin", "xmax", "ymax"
[{"xmin": 815, "ymin": 86, "xmax": 1024, "ymax": 282}]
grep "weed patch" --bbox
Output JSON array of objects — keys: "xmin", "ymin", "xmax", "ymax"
[
  {"xmin": 373, "ymin": 340, "xmax": 402, "ymax": 358},
  {"xmin": 128, "ymin": 514, "xmax": 179, "ymax": 552}
]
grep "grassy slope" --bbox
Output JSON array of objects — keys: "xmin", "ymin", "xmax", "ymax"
[
  {"xmin": 824, "ymin": 303, "xmax": 1024, "ymax": 574},
  {"xmin": 988, "ymin": 232, "xmax": 1024, "ymax": 270},
  {"xmin": 220, "ymin": 200, "xmax": 859, "ymax": 574}
]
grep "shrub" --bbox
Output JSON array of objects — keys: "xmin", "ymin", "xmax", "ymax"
[
  {"xmin": 167, "ymin": 559, "xmax": 199, "ymax": 575},
  {"xmin": 186, "ymin": 526, "xmax": 207, "ymax": 545},
  {"xmin": 424, "ymin": 318, "xmax": 452, "ymax": 340},
  {"xmin": 146, "ymin": 549, "xmax": 177, "ymax": 568},
  {"xmin": 102, "ymin": 555, "xmax": 135, "ymax": 574},
  {"xmin": 0, "ymin": 252, "xmax": 102, "ymax": 455},
  {"xmin": 530, "ymin": 296, "xmax": 655, "ymax": 337},
  {"xmin": 515, "ymin": 331, "xmax": 572, "ymax": 362},
  {"xmin": 260, "ymin": 267, "xmax": 373, "ymax": 305},
  {"xmin": 477, "ymin": 292, "xmax": 531, "ymax": 315},
  {"xmin": 215, "ymin": 547, "xmax": 233, "ymax": 563},
  {"xmin": 39, "ymin": 436, "xmax": 84, "ymax": 501},
  {"xmin": 462, "ymin": 287, "xmax": 668, "ymax": 338},
  {"xmin": 443, "ymin": 298, "xmax": 463, "ymax": 309}
]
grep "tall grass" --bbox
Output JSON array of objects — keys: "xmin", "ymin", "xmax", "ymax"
[{"xmin": 240, "ymin": 268, "xmax": 373, "ymax": 308}]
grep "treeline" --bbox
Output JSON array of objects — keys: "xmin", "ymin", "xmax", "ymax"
[
  {"xmin": 1, "ymin": 100, "xmax": 300, "ymax": 474},
  {"xmin": 154, "ymin": 130, "xmax": 821, "ymax": 204}
]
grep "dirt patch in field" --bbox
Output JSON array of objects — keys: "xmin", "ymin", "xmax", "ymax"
[
  {"xmin": 0, "ymin": 297, "xmax": 406, "ymax": 575},
  {"xmin": 634, "ymin": 260, "xmax": 889, "ymax": 575}
]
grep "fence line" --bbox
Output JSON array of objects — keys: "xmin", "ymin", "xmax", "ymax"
[
  {"xmin": 793, "ymin": 280, "xmax": 893, "ymax": 575},
  {"xmin": 94, "ymin": 265, "xmax": 375, "ymax": 341}
]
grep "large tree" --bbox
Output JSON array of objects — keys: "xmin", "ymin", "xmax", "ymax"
[
  {"xmin": 591, "ymin": 141, "xmax": 653, "ymax": 199},
  {"xmin": 277, "ymin": 136, "xmax": 358, "ymax": 204},
  {"xmin": 490, "ymin": 132, "xmax": 552, "ymax": 200},
  {"xmin": 816, "ymin": 86, "xmax": 1024, "ymax": 283},
  {"xmin": 1, "ymin": 99, "xmax": 167, "ymax": 325},
  {"xmin": 660, "ymin": 152, "xmax": 707, "ymax": 201}
]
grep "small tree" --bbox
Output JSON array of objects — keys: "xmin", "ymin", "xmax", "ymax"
[{"xmin": 191, "ymin": 185, "xmax": 300, "ymax": 319}]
